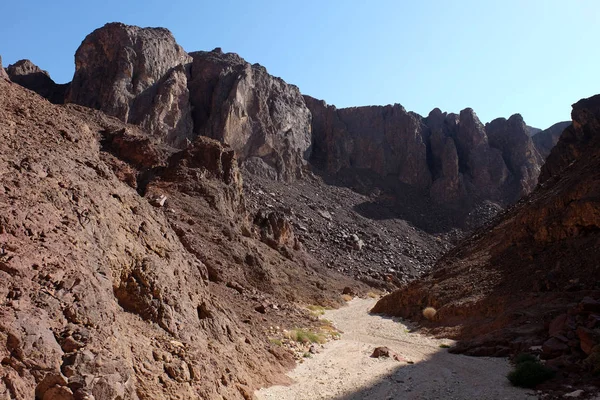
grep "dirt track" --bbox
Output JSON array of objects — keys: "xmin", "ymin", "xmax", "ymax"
[{"xmin": 256, "ymin": 298, "xmax": 533, "ymax": 400}]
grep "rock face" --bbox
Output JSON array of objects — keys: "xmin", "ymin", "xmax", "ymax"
[
  {"xmin": 372, "ymin": 93, "xmax": 600, "ymax": 367},
  {"xmin": 66, "ymin": 24, "xmax": 311, "ymax": 181},
  {"xmin": 305, "ymin": 97, "xmax": 543, "ymax": 208},
  {"xmin": 0, "ymin": 56, "xmax": 8, "ymax": 80},
  {"xmin": 0, "ymin": 78, "xmax": 364, "ymax": 399},
  {"xmin": 6, "ymin": 59, "xmax": 68, "ymax": 103},
  {"xmin": 67, "ymin": 23, "xmax": 194, "ymax": 147},
  {"xmin": 532, "ymin": 121, "xmax": 571, "ymax": 159},
  {"xmin": 189, "ymin": 49, "xmax": 312, "ymax": 181}
]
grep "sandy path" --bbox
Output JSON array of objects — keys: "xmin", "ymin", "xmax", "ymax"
[{"xmin": 255, "ymin": 298, "xmax": 534, "ymax": 400}]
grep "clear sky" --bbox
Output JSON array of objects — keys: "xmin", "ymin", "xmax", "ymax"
[{"xmin": 1, "ymin": 0, "xmax": 598, "ymax": 129}]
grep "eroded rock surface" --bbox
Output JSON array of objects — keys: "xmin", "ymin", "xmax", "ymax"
[
  {"xmin": 6, "ymin": 59, "xmax": 68, "ymax": 104},
  {"xmin": 67, "ymin": 22, "xmax": 194, "ymax": 147},
  {"xmin": 189, "ymin": 49, "xmax": 312, "ymax": 181},
  {"xmin": 305, "ymin": 96, "xmax": 544, "ymax": 213}
]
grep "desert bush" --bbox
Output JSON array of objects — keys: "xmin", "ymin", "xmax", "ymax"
[
  {"xmin": 422, "ymin": 307, "xmax": 437, "ymax": 320},
  {"xmin": 507, "ymin": 360, "xmax": 554, "ymax": 388},
  {"xmin": 307, "ymin": 305, "xmax": 326, "ymax": 316},
  {"xmin": 286, "ymin": 329, "xmax": 325, "ymax": 344},
  {"xmin": 514, "ymin": 353, "xmax": 537, "ymax": 364}
]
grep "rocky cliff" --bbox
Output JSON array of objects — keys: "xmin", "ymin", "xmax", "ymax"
[
  {"xmin": 66, "ymin": 23, "xmax": 194, "ymax": 147},
  {"xmin": 6, "ymin": 22, "xmax": 555, "ymax": 213},
  {"xmin": 532, "ymin": 121, "xmax": 571, "ymax": 159},
  {"xmin": 0, "ymin": 56, "xmax": 8, "ymax": 80},
  {"xmin": 306, "ymin": 96, "xmax": 543, "ymax": 210},
  {"xmin": 64, "ymin": 23, "xmax": 312, "ymax": 181},
  {"xmin": 372, "ymin": 94, "xmax": 600, "ymax": 377},
  {"xmin": 188, "ymin": 49, "xmax": 312, "ymax": 181}
]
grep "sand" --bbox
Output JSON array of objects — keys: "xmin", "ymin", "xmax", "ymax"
[{"xmin": 255, "ymin": 298, "xmax": 534, "ymax": 400}]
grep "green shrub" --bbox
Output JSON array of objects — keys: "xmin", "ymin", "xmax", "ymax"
[
  {"xmin": 287, "ymin": 329, "xmax": 325, "ymax": 344},
  {"xmin": 514, "ymin": 353, "xmax": 537, "ymax": 365},
  {"xmin": 507, "ymin": 361, "xmax": 554, "ymax": 388},
  {"xmin": 439, "ymin": 344, "xmax": 451, "ymax": 349}
]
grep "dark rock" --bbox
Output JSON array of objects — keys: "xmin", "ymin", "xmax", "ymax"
[
  {"xmin": 0, "ymin": 55, "xmax": 8, "ymax": 80},
  {"xmin": 6, "ymin": 59, "xmax": 68, "ymax": 104},
  {"xmin": 253, "ymin": 209, "xmax": 295, "ymax": 249},
  {"xmin": 188, "ymin": 49, "xmax": 312, "ymax": 181},
  {"xmin": 581, "ymin": 297, "xmax": 600, "ymax": 313},
  {"xmin": 532, "ymin": 121, "xmax": 571, "ymax": 159},
  {"xmin": 67, "ymin": 22, "xmax": 193, "ymax": 147},
  {"xmin": 371, "ymin": 346, "xmax": 395, "ymax": 358},
  {"xmin": 542, "ymin": 337, "xmax": 569, "ymax": 359},
  {"xmin": 548, "ymin": 314, "xmax": 568, "ymax": 337}
]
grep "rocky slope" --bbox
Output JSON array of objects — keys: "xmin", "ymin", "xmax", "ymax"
[
  {"xmin": 0, "ymin": 78, "xmax": 370, "ymax": 399},
  {"xmin": 373, "ymin": 94, "xmax": 600, "ymax": 388},
  {"xmin": 533, "ymin": 121, "xmax": 571, "ymax": 159}
]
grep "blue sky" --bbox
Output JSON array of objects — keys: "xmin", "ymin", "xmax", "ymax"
[{"xmin": 1, "ymin": 0, "xmax": 598, "ymax": 129}]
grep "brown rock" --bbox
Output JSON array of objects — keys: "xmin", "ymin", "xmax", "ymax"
[
  {"xmin": 532, "ymin": 121, "xmax": 571, "ymax": 159},
  {"xmin": 6, "ymin": 59, "xmax": 68, "ymax": 104},
  {"xmin": 577, "ymin": 326, "xmax": 600, "ymax": 355},
  {"xmin": 548, "ymin": 314, "xmax": 568, "ymax": 337},
  {"xmin": 189, "ymin": 49, "xmax": 312, "ymax": 181},
  {"xmin": 67, "ymin": 22, "xmax": 193, "ymax": 146},
  {"xmin": 0, "ymin": 55, "xmax": 8, "ymax": 80}
]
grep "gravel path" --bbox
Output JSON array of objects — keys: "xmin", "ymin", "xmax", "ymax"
[{"xmin": 255, "ymin": 298, "xmax": 535, "ymax": 400}]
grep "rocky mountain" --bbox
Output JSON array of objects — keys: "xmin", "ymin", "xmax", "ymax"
[
  {"xmin": 306, "ymin": 98, "xmax": 543, "ymax": 213},
  {"xmin": 373, "ymin": 94, "xmax": 600, "ymax": 384},
  {"xmin": 8, "ymin": 22, "xmax": 552, "ymax": 218},
  {"xmin": 0, "ymin": 77, "xmax": 371, "ymax": 399},
  {"xmin": 0, "ymin": 20, "xmax": 592, "ymax": 398},
  {"xmin": 533, "ymin": 121, "xmax": 572, "ymax": 159}
]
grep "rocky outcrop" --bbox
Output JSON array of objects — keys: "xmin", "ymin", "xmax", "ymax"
[
  {"xmin": 189, "ymin": 49, "xmax": 312, "ymax": 181},
  {"xmin": 532, "ymin": 121, "xmax": 571, "ymax": 159},
  {"xmin": 306, "ymin": 96, "xmax": 430, "ymax": 188},
  {"xmin": 486, "ymin": 114, "xmax": 543, "ymax": 199},
  {"xmin": 67, "ymin": 23, "xmax": 193, "ymax": 147},
  {"xmin": 66, "ymin": 24, "xmax": 311, "ymax": 181},
  {"xmin": 372, "ymin": 93, "xmax": 600, "ymax": 372},
  {"xmin": 538, "ymin": 101, "xmax": 597, "ymax": 184},
  {"xmin": 0, "ymin": 56, "xmax": 8, "ymax": 80},
  {"xmin": 306, "ymin": 97, "xmax": 543, "ymax": 208},
  {"xmin": 6, "ymin": 59, "xmax": 68, "ymax": 103}
]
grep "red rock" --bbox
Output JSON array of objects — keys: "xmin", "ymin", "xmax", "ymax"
[
  {"xmin": 549, "ymin": 314, "xmax": 568, "ymax": 337},
  {"xmin": 577, "ymin": 326, "xmax": 600, "ymax": 355}
]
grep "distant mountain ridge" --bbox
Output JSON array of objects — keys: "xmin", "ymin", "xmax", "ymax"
[{"xmin": 2, "ymin": 22, "xmax": 568, "ymax": 225}]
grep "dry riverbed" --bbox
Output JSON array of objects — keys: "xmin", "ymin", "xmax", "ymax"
[{"xmin": 256, "ymin": 298, "xmax": 534, "ymax": 400}]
